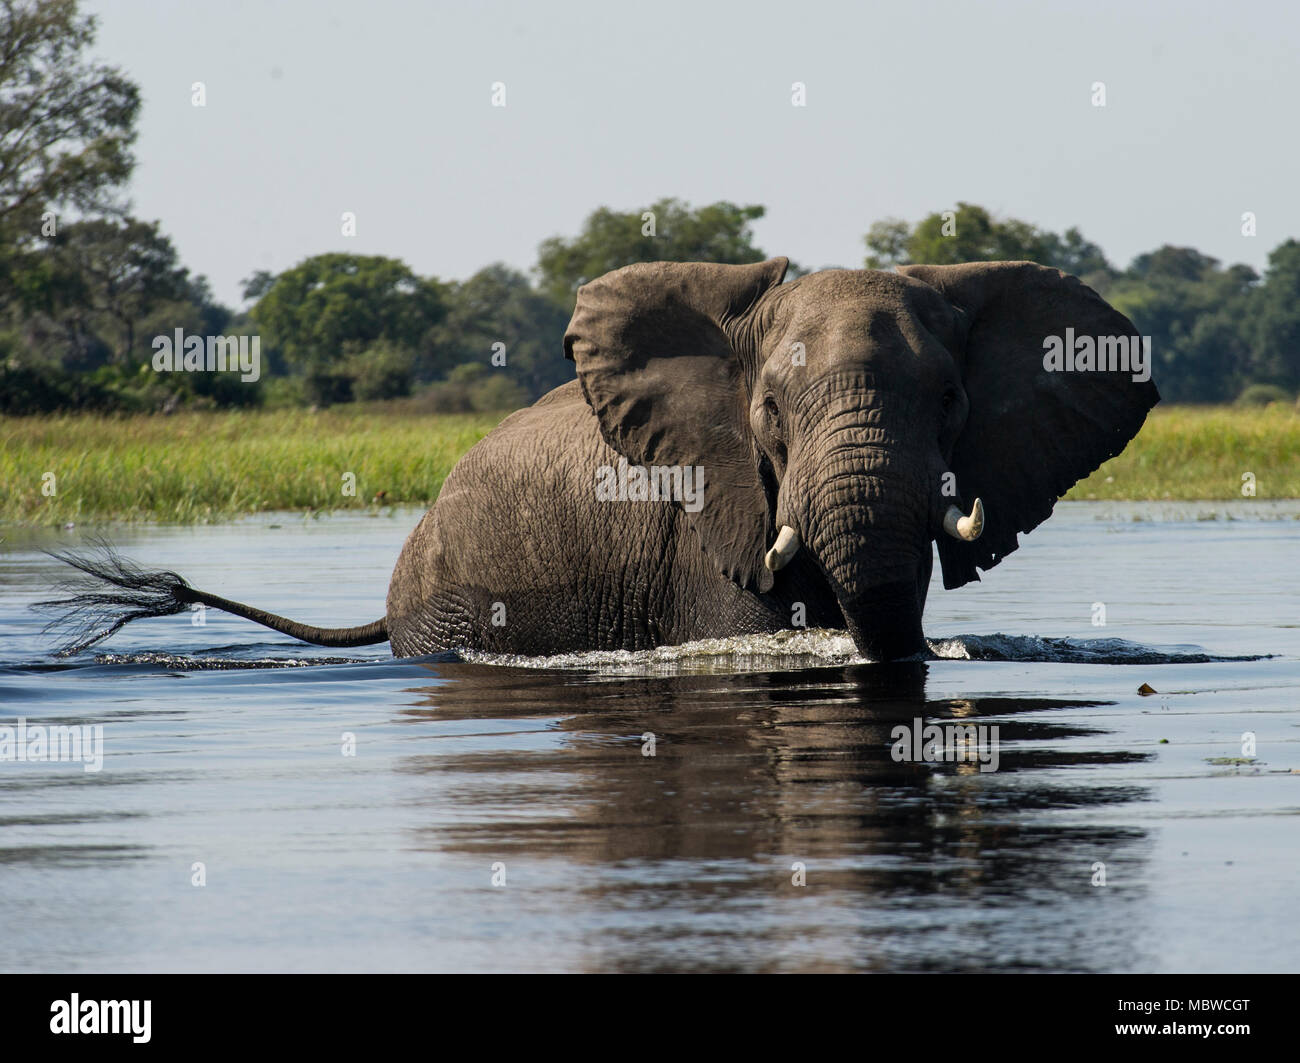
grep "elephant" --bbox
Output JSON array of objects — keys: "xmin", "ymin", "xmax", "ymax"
[{"xmin": 45, "ymin": 258, "xmax": 1158, "ymax": 662}]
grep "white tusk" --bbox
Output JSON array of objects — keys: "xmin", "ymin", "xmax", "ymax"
[
  {"xmin": 764, "ymin": 525, "xmax": 800, "ymax": 571},
  {"xmin": 943, "ymin": 497, "xmax": 984, "ymax": 542}
]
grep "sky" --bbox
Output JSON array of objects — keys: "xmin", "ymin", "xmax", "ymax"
[{"xmin": 85, "ymin": 0, "xmax": 1300, "ymax": 308}]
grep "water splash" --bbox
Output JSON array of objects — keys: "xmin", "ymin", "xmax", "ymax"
[
  {"xmin": 35, "ymin": 631, "xmax": 1265, "ymax": 676},
  {"xmin": 460, "ymin": 628, "xmax": 862, "ymax": 675},
  {"xmin": 90, "ymin": 652, "xmax": 367, "ymax": 670},
  {"xmin": 459, "ymin": 629, "xmax": 1267, "ymax": 674},
  {"xmin": 928, "ymin": 633, "xmax": 1267, "ymax": 665}
]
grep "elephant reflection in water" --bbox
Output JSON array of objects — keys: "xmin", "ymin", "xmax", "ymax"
[{"xmin": 396, "ymin": 662, "xmax": 1152, "ymax": 971}]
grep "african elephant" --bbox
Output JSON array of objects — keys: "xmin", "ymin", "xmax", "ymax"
[{"xmin": 49, "ymin": 258, "xmax": 1158, "ymax": 662}]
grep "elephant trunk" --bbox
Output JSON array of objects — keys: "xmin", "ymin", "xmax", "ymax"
[
  {"xmin": 795, "ymin": 464, "xmax": 930, "ymax": 662},
  {"xmin": 837, "ymin": 580, "xmax": 926, "ymax": 662}
]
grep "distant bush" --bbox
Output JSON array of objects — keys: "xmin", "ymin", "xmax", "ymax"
[
  {"xmin": 0, "ymin": 359, "xmax": 183, "ymax": 414},
  {"xmin": 414, "ymin": 384, "xmax": 470, "ymax": 413},
  {"xmin": 302, "ymin": 370, "xmax": 354, "ymax": 406},
  {"xmin": 1236, "ymin": 384, "xmax": 1293, "ymax": 407},
  {"xmin": 470, "ymin": 374, "xmax": 528, "ymax": 412},
  {"xmin": 0, "ymin": 361, "xmax": 111, "ymax": 413},
  {"xmin": 260, "ymin": 376, "xmax": 307, "ymax": 409},
  {"xmin": 345, "ymin": 340, "xmax": 416, "ymax": 401},
  {"xmin": 405, "ymin": 364, "xmax": 530, "ymax": 414}
]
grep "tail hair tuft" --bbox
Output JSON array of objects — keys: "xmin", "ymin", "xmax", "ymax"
[{"xmin": 34, "ymin": 538, "xmax": 195, "ymax": 656}]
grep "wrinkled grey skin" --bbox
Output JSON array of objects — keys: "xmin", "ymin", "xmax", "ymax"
[{"xmin": 386, "ymin": 258, "xmax": 1159, "ymax": 661}]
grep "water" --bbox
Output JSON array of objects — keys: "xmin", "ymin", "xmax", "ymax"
[{"xmin": 1, "ymin": 501, "xmax": 1297, "ymax": 972}]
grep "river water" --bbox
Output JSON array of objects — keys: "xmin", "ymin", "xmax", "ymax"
[{"xmin": 1, "ymin": 501, "xmax": 1297, "ymax": 972}]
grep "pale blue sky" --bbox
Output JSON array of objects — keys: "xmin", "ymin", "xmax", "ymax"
[{"xmin": 86, "ymin": 0, "xmax": 1299, "ymax": 307}]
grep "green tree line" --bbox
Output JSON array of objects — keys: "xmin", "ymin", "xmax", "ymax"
[{"xmin": 2, "ymin": 2, "xmax": 1298, "ymax": 414}]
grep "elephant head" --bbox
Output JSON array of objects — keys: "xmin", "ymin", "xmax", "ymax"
[{"xmin": 564, "ymin": 257, "xmax": 1159, "ymax": 661}]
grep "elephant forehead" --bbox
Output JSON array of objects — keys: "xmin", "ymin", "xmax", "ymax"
[
  {"xmin": 773, "ymin": 270, "xmax": 959, "ymax": 353},
  {"xmin": 788, "ymin": 267, "xmax": 946, "ymax": 308},
  {"xmin": 772, "ymin": 307, "xmax": 950, "ymax": 377}
]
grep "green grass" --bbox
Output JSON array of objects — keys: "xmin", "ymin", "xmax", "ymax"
[
  {"xmin": 2, "ymin": 403, "xmax": 1297, "ymax": 526},
  {"xmin": 0, "ymin": 406, "xmax": 504, "ymax": 525},
  {"xmin": 1064, "ymin": 404, "xmax": 1300, "ymax": 501}
]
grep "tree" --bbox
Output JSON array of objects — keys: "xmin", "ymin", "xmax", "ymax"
[
  {"xmin": 0, "ymin": 0, "xmax": 139, "ymax": 238},
  {"xmin": 1128, "ymin": 246, "xmax": 1219, "ymax": 283},
  {"xmin": 535, "ymin": 198, "xmax": 768, "ymax": 307},
  {"xmin": 252, "ymin": 254, "xmax": 445, "ymax": 369},
  {"xmin": 1107, "ymin": 247, "xmax": 1258, "ymax": 402},
  {"xmin": 46, "ymin": 217, "xmax": 192, "ymax": 363},
  {"xmin": 863, "ymin": 203, "xmax": 1113, "ymax": 277},
  {"xmin": 863, "ymin": 218, "xmax": 910, "ymax": 269},
  {"xmin": 251, "ymin": 253, "xmax": 446, "ymax": 403},
  {"xmin": 430, "ymin": 263, "xmax": 571, "ymax": 398},
  {"xmin": 1250, "ymin": 239, "xmax": 1300, "ymax": 391},
  {"xmin": 1044, "ymin": 226, "xmax": 1112, "ymax": 279},
  {"xmin": 885, "ymin": 203, "xmax": 1047, "ymax": 266},
  {"xmin": 240, "ymin": 269, "xmax": 275, "ymax": 302},
  {"xmin": 2, "ymin": 215, "xmax": 192, "ymax": 378}
]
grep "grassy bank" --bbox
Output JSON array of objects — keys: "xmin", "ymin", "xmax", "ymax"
[
  {"xmin": 1064, "ymin": 405, "xmax": 1300, "ymax": 501},
  {"xmin": 1, "ymin": 404, "xmax": 1297, "ymax": 525},
  {"xmin": 0, "ymin": 406, "xmax": 504, "ymax": 524}
]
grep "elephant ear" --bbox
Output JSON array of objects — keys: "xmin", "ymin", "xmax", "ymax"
[
  {"xmin": 564, "ymin": 257, "xmax": 789, "ymax": 593},
  {"xmin": 899, "ymin": 261, "xmax": 1160, "ymax": 589}
]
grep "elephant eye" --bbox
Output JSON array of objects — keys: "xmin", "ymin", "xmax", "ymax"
[
  {"xmin": 941, "ymin": 389, "xmax": 956, "ymax": 412},
  {"xmin": 764, "ymin": 396, "xmax": 782, "ymax": 432}
]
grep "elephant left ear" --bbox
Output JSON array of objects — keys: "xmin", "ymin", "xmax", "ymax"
[
  {"xmin": 899, "ymin": 261, "xmax": 1160, "ymax": 589},
  {"xmin": 564, "ymin": 257, "xmax": 789, "ymax": 593}
]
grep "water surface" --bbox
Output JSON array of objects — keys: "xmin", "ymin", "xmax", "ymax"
[{"xmin": 1, "ymin": 501, "xmax": 1297, "ymax": 972}]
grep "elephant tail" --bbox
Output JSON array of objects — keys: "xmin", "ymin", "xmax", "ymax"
[{"xmin": 36, "ymin": 540, "xmax": 389, "ymax": 657}]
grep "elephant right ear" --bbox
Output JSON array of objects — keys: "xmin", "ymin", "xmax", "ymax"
[
  {"xmin": 899, "ymin": 260, "xmax": 1160, "ymax": 589},
  {"xmin": 564, "ymin": 257, "xmax": 789, "ymax": 593}
]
